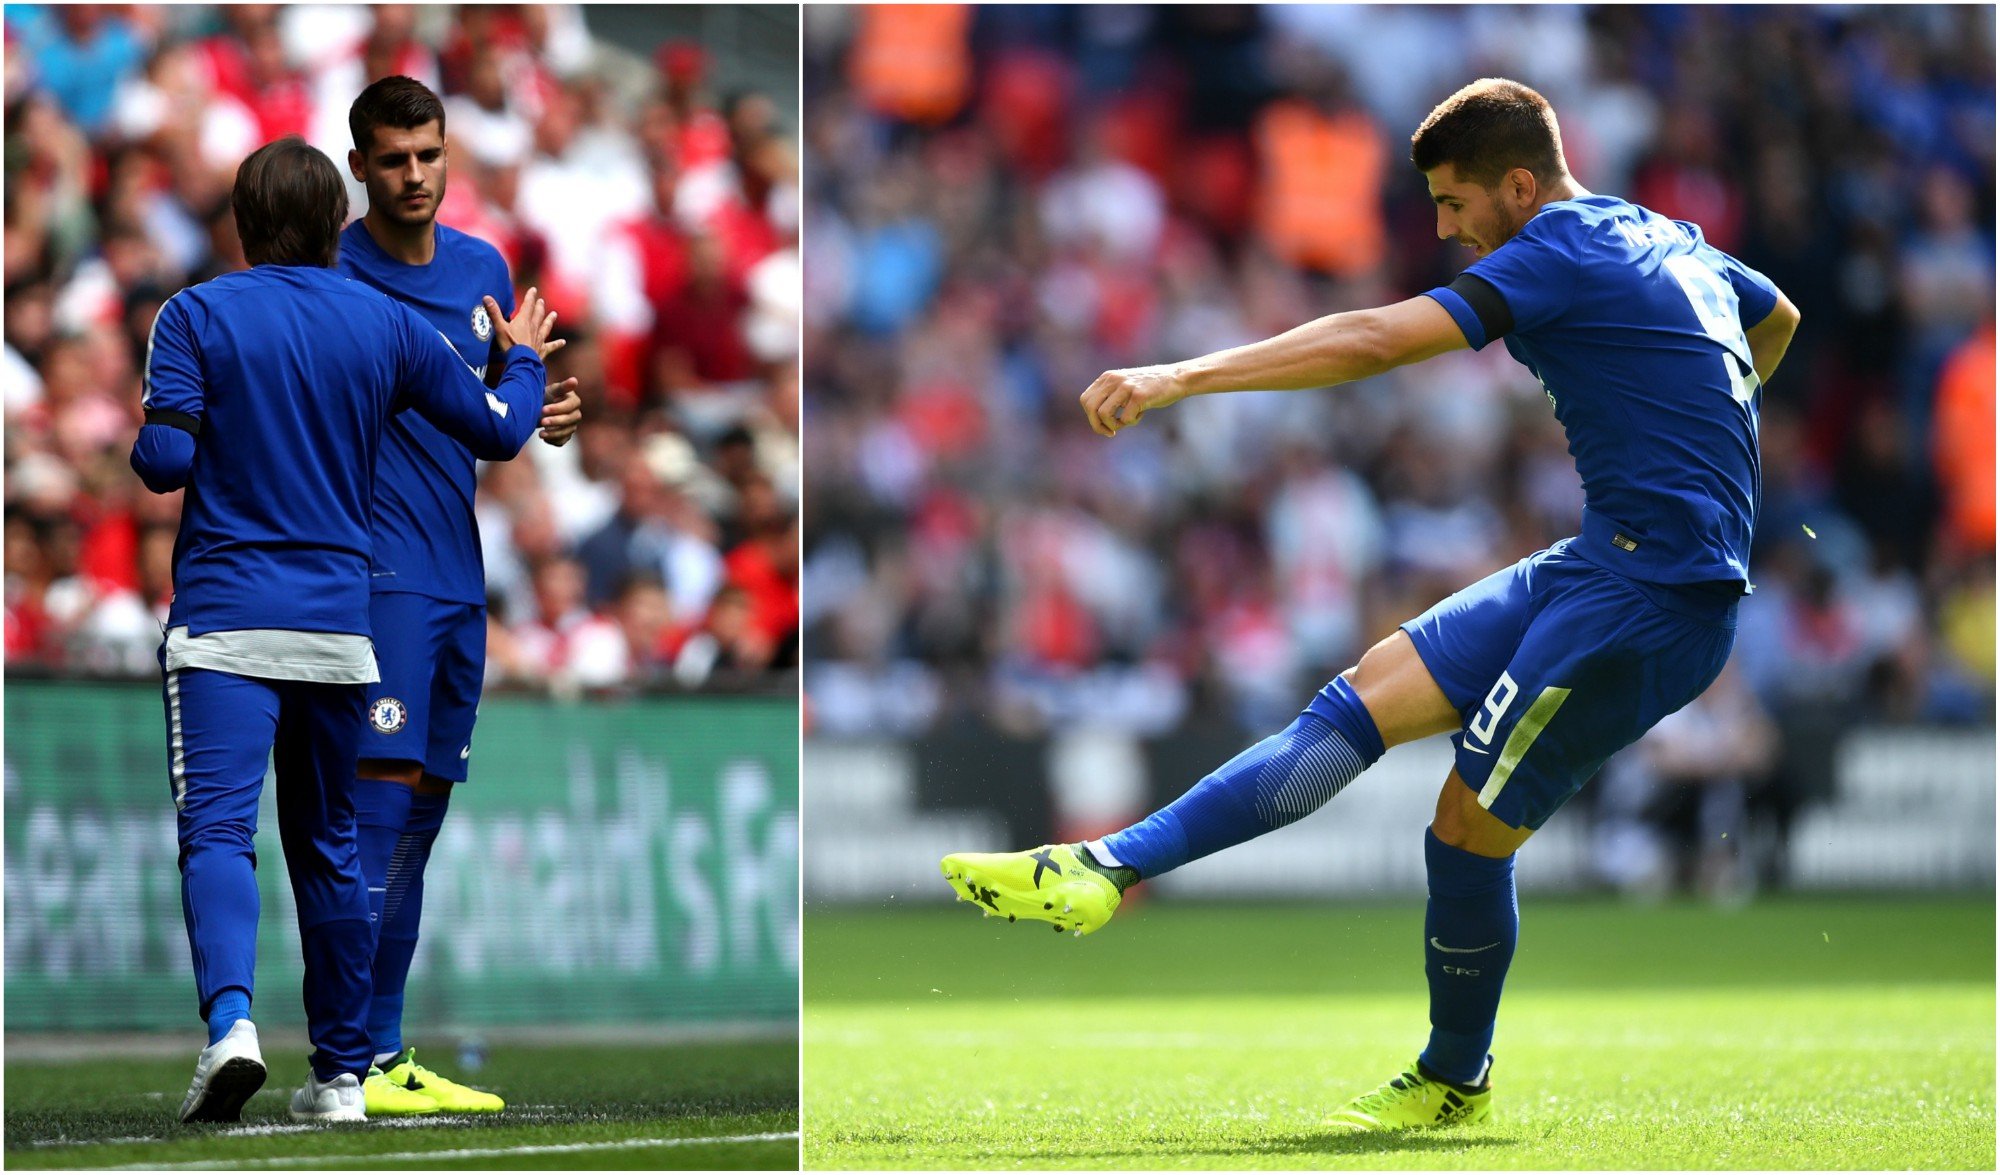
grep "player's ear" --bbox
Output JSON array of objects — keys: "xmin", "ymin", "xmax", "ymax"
[
  {"xmin": 1506, "ymin": 167, "xmax": 1537, "ymax": 209},
  {"xmin": 347, "ymin": 149, "xmax": 366, "ymax": 184}
]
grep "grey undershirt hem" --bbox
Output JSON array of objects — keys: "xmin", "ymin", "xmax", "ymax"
[{"xmin": 164, "ymin": 626, "xmax": 379, "ymax": 685}]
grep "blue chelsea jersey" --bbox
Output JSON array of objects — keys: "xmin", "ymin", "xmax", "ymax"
[
  {"xmin": 337, "ymin": 220, "xmax": 515, "ymax": 605},
  {"xmin": 1425, "ymin": 195, "xmax": 1781, "ymax": 587}
]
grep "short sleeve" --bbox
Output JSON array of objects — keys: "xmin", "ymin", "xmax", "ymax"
[
  {"xmin": 1424, "ymin": 273, "xmax": 1512, "ymax": 352},
  {"xmin": 1459, "ymin": 216, "xmax": 1580, "ymax": 337},
  {"xmin": 1711, "ymin": 248, "xmax": 1780, "ymax": 328}
]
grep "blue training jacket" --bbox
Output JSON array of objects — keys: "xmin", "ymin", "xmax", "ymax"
[{"xmin": 131, "ymin": 263, "xmax": 544, "ymax": 638}]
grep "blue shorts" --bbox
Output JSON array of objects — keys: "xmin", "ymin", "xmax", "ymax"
[
  {"xmin": 360, "ymin": 592, "xmax": 485, "ymax": 782},
  {"xmin": 1399, "ymin": 540, "xmax": 1737, "ymax": 830}
]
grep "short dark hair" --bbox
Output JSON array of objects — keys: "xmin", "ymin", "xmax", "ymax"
[
  {"xmin": 231, "ymin": 137, "xmax": 347, "ymax": 267},
  {"xmin": 348, "ymin": 74, "xmax": 446, "ymax": 152},
  {"xmin": 1410, "ymin": 78, "xmax": 1567, "ymax": 188}
]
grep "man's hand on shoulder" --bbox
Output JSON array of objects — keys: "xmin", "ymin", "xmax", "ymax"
[
  {"xmin": 540, "ymin": 377, "xmax": 582, "ymax": 446},
  {"xmin": 1080, "ymin": 365, "xmax": 1191, "ymax": 437}
]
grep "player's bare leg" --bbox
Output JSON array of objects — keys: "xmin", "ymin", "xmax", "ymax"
[
  {"xmin": 1342, "ymin": 630, "xmax": 1461, "ymax": 748},
  {"xmin": 1431, "ymin": 768, "xmax": 1533, "ymax": 858}
]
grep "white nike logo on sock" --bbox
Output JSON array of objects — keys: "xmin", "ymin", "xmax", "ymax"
[{"xmin": 1430, "ymin": 938, "xmax": 1501, "ymax": 953}]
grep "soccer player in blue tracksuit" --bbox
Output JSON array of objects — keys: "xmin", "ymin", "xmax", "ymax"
[
  {"xmin": 333, "ymin": 76, "xmax": 581, "ymax": 1116},
  {"xmin": 132, "ymin": 135, "xmax": 557, "ymax": 1124},
  {"xmin": 943, "ymin": 78, "xmax": 1801, "ymax": 1130}
]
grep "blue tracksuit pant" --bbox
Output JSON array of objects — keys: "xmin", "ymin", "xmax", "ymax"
[{"xmin": 163, "ymin": 662, "xmax": 375, "ymax": 1081}]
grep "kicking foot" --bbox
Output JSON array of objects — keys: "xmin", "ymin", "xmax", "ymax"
[
  {"xmin": 1327, "ymin": 1058, "xmax": 1493, "ymax": 1131},
  {"xmin": 290, "ymin": 1072, "xmax": 367, "ymax": 1122},
  {"xmin": 940, "ymin": 844, "xmax": 1123, "ymax": 936},
  {"xmin": 178, "ymin": 1020, "xmax": 267, "ymax": 1124},
  {"xmin": 377, "ymin": 1048, "xmax": 504, "ymax": 1113}
]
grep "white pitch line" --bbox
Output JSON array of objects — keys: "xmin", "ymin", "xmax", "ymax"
[
  {"xmin": 368, "ymin": 1112, "xmax": 564, "ymax": 1129},
  {"xmin": 30, "ymin": 1135, "xmax": 159, "ymax": 1149},
  {"xmin": 106, "ymin": 1130, "xmax": 799, "ymax": 1170},
  {"xmin": 33, "ymin": 1111, "xmax": 565, "ymax": 1151}
]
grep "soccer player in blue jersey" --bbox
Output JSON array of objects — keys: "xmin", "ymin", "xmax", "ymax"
[
  {"xmin": 133, "ymin": 135, "xmax": 559, "ymax": 1123},
  {"xmin": 332, "ymin": 75, "xmax": 582, "ymax": 1116},
  {"xmin": 943, "ymin": 78, "xmax": 1801, "ymax": 1130}
]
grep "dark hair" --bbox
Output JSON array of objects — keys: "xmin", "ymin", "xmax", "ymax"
[
  {"xmin": 231, "ymin": 137, "xmax": 347, "ymax": 267},
  {"xmin": 1410, "ymin": 78, "xmax": 1567, "ymax": 188},
  {"xmin": 348, "ymin": 74, "xmax": 446, "ymax": 152}
]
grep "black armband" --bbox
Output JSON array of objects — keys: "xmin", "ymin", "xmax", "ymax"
[
  {"xmin": 144, "ymin": 408, "xmax": 202, "ymax": 436},
  {"xmin": 1447, "ymin": 272, "xmax": 1515, "ymax": 343}
]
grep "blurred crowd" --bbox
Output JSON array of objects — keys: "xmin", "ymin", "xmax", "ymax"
[
  {"xmin": 5, "ymin": 3, "xmax": 799, "ymax": 692},
  {"xmin": 803, "ymin": 6, "xmax": 1994, "ymax": 799}
]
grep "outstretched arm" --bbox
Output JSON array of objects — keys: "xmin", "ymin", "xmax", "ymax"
[
  {"xmin": 1745, "ymin": 289, "xmax": 1800, "ymax": 386},
  {"xmin": 1079, "ymin": 296, "xmax": 1469, "ymax": 436},
  {"xmin": 395, "ymin": 289, "xmax": 557, "ymax": 461}
]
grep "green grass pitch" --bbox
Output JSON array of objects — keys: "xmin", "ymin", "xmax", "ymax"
[
  {"xmin": 5, "ymin": 1039, "xmax": 797, "ymax": 1169},
  {"xmin": 805, "ymin": 896, "xmax": 1993, "ymax": 1169}
]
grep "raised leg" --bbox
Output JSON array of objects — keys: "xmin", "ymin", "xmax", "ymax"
[{"xmin": 1094, "ymin": 631, "xmax": 1459, "ymax": 879}]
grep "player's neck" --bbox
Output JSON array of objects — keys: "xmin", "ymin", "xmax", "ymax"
[
  {"xmin": 1536, "ymin": 174, "xmax": 1591, "ymax": 209},
  {"xmin": 362, "ymin": 212, "xmax": 437, "ymax": 266}
]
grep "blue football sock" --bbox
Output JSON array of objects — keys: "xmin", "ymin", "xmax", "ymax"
[
  {"xmin": 1419, "ymin": 828, "xmax": 1518, "ymax": 1086},
  {"xmin": 355, "ymin": 777, "xmax": 413, "ymax": 937},
  {"xmin": 355, "ymin": 776, "xmax": 414, "ymax": 1058},
  {"xmin": 1099, "ymin": 676, "xmax": 1385, "ymax": 879},
  {"xmin": 367, "ymin": 788, "xmax": 448, "ymax": 1060},
  {"xmin": 206, "ymin": 987, "xmax": 252, "ymax": 1045}
]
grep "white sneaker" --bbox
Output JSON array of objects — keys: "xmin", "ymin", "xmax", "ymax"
[
  {"xmin": 289, "ymin": 1071, "xmax": 367, "ymax": 1122},
  {"xmin": 179, "ymin": 1020, "xmax": 267, "ymax": 1123}
]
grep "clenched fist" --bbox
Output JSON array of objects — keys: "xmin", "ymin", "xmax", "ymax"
[{"xmin": 1079, "ymin": 365, "xmax": 1191, "ymax": 437}]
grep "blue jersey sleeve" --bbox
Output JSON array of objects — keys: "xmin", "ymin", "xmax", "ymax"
[
  {"xmin": 1712, "ymin": 248, "xmax": 1780, "ymax": 328},
  {"xmin": 1428, "ymin": 217, "xmax": 1582, "ymax": 350},
  {"xmin": 1464, "ymin": 218, "xmax": 1580, "ymax": 336},
  {"xmin": 131, "ymin": 293, "xmax": 204, "ymax": 491},
  {"xmin": 392, "ymin": 302, "xmax": 543, "ymax": 461}
]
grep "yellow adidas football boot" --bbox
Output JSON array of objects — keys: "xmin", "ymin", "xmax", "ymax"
[
  {"xmin": 940, "ymin": 843, "xmax": 1124, "ymax": 936},
  {"xmin": 1327, "ymin": 1058, "xmax": 1493, "ymax": 1131},
  {"xmin": 360, "ymin": 1066, "xmax": 440, "ymax": 1116},
  {"xmin": 377, "ymin": 1049, "xmax": 505, "ymax": 1113}
]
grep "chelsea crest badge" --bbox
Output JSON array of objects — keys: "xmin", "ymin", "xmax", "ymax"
[
  {"xmin": 369, "ymin": 696, "xmax": 408, "ymax": 735},
  {"xmin": 471, "ymin": 304, "xmax": 493, "ymax": 342}
]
